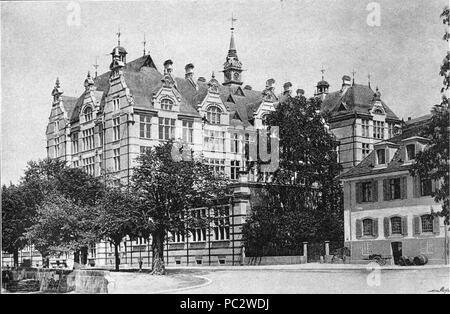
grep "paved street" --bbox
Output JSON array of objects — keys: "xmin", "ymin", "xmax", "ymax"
[{"xmin": 108, "ymin": 265, "xmax": 450, "ymax": 294}]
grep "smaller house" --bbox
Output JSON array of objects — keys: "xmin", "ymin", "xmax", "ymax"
[{"xmin": 340, "ymin": 116, "xmax": 447, "ymax": 265}]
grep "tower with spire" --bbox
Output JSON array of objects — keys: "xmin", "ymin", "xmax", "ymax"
[
  {"xmin": 222, "ymin": 14, "xmax": 243, "ymax": 86},
  {"xmin": 314, "ymin": 66, "xmax": 330, "ymax": 98}
]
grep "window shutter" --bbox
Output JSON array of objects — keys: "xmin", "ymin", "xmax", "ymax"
[
  {"xmin": 433, "ymin": 216, "xmax": 440, "ymax": 235},
  {"xmin": 383, "ymin": 179, "xmax": 389, "ymax": 201},
  {"xmin": 413, "ymin": 216, "xmax": 420, "ymax": 236},
  {"xmin": 356, "ymin": 182, "xmax": 362, "ymax": 204},
  {"xmin": 413, "ymin": 176, "xmax": 420, "ymax": 198},
  {"xmin": 383, "ymin": 217, "xmax": 390, "ymax": 238},
  {"xmin": 355, "ymin": 219, "xmax": 362, "ymax": 239},
  {"xmin": 372, "ymin": 180, "xmax": 378, "ymax": 202},
  {"xmin": 373, "ymin": 218, "xmax": 379, "ymax": 238},
  {"xmin": 401, "ymin": 177, "xmax": 408, "ymax": 199},
  {"xmin": 402, "ymin": 216, "xmax": 408, "ymax": 236}
]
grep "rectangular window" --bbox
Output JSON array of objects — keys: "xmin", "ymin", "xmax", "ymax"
[
  {"xmin": 363, "ymin": 219, "xmax": 374, "ymax": 236},
  {"xmin": 362, "ymin": 182, "xmax": 372, "ymax": 202},
  {"xmin": 82, "ymin": 128, "xmax": 95, "ymax": 151},
  {"xmin": 390, "ymin": 217, "xmax": 402, "ymax": 235},
  {"xmin": 376, "ymin": 149, "xmax": 386, "ymax": 164},
  {"xmin": 373, "ymin": 121, "xmax": 384, "ymax": 139},
  {"xmin": 388, "ymin": 178, "xmax": 401, "ymax": 200},
  {"xmin": 230, "ymin": 160, "xmax": 241, "ymax": 180},
  {"xmin": 54, "ymin": 137, "xmax": 60, "ymax": 157},
  {"xmin": 206, "ymin": 158, "xmax": 225, "ymax": 175},
  {"xmin": 113, "ymin": 148, "xmax": 120, "ymax": 171},
  {"xmin": 158, "ymin": 117, "xmax": 175, "ymax": 140},
  {"xmin": 230, "ymin": 133, "xmax": 240, "ymax": 153},
  {"xmin": 421, "ymin": 215, "xmax": 433, "ymax": 233},
  {"xmin": 82, "ymin": 157, "xmax": 95, "ymax": 176},
  {"xmin": 204, "ymin": 130, "xmax": 225, "ymax": 152},
  {"xmin": 182, "ymin": 120, "xmax": 193, "ymax": 143},
  {"xmin": 140, "ymin": 146, "xmax": 151, "ymax": 154},
  {"xmin": 73, "ymin": 160, "xmax": 80, "ymax": 168},
  {"xmin": 420, "ymin": 178, "xmax": 432, "ymax": 196},
  {"xmin": 113, "ymin": 117, "xmax": 121, "ymax": 141},
  {"xmin": 113, "ymin": 98, "xmax": 120, "ymax": 112},
  {"xmin": 213, "ymin": 206, "xmax": 230, "ymax": 241},
  {"xmin": 140, "ymin": 114, "xmax": 151, "ymax": 138},
  {"xmin": 406, "ymin": 144, "xmax": 416, "ymax": 161},
  {"xmin": 388, "ymin": 123, "xmax": 394, "ymax": 138},
  {"xmin": 361, "ymin": 119, "xmax": 370, "ymax": 137},
  {"xmin": 190, "ymin": 209, "xmax": 207, "ymax": 242},
  {"xmin": 362, "ymin": 143, "xmax": 371, "ymax": 159},
  {"xmin": 362, "ymin": 242, "xmax": 372, "ymax": 255},
  {"xmin": 98, "ymin": 154, "xmax": 103, "ymax": 174}
]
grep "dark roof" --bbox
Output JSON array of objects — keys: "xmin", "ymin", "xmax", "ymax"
[
  {"xmin": 340, "ymin": 115, "xmax": 431, "ymax": 179},
  {"xmin": 60, "ymin": 96, "xmax": 78, "ymax": 119},
  {"xmin": 66, "ymin": 54, "xmax": 263, "ymax": 124},
  {"xmin": 321, "ymin": 84, "xmax": 399, "ymax": 121}
]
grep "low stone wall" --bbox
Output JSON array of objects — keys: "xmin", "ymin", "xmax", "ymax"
[
  {"xmin": 245, "ymin": 255, "xmax": 307, "ymax": 265},
  {"xmin": 3, "ymin": 268, "xmax": 111, "ymax": 293}
]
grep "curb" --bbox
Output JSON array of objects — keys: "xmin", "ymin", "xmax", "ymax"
[{"xmin": 153, "ymin": 275, "xmax": 213, "ymax": 294}]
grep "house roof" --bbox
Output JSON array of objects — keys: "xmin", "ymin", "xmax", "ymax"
[
  {"xmin": 340, "ymin": 115, "xmax": 432, "ymax": 179},
  {"xmin": 60, "ymin": 96, "xmax": 79, "ymax": 119},
  {"xmin": 66, "ymin": 54, "xmax": 264, "ymax": 124},
  {"xmin": 321, "ymin": 84, "xmax": 400, "ymax": 121}
]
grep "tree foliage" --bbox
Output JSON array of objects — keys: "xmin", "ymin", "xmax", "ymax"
[{"xmin": 410, "ymin": 6, "xmax": 450, "ymax": 224}]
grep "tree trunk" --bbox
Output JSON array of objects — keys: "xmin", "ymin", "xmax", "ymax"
[
  {"xmin": 114, "ymin": 243, "xmax": 120, "ymax": 271},
  {"xmin": 13, "ymin": 248, "xmax": 19, "ymax": 268},
  {"xmin": 151, "ymin": 230, "xmax": 166, "ymax": 275}
]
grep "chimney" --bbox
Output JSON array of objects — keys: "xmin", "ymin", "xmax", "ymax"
[
  {"xmin": 408, "ymin": 117, "xmax": 411, "ymax": 121},
  {"xmin": 185, "ymin": 63, "xmax": 194, "ymax": 80},
  {"xmin": 341, "ymin": 75, "xmax": 351, "ymax": 93},
  {"xmin": 163, "ymin": 59, "xmax": 173, "ymax": 75},
  {"xmin": 283, "ymin": 82, "xmax": 292, "ymax": 95}
]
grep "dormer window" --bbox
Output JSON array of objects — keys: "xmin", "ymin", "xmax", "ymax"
[
  {"xmin": 83, "ymin": 107, "xmax": 93, "ymax": 122},
  {"xmin": 207, "ymin": 105, "xmax": 222, "ymax": 124},
  {"xmin": 376, "ymin": 149, "xmax": 386, "ymax": 165},
  {"xmin": 161, "ymin": 98, "xmax": 173, "ymax": 111},
  {"xmin": 406, "ymin": 144, "xmax": 416, "ymax": 161}
]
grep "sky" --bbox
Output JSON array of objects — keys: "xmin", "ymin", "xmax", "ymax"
[{"xmin": 1, "ymin": 0, "xmax": 448, "ymax": 184}]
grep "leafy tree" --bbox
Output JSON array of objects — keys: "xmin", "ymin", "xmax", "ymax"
[
  {"xmin": 132, "ymin": 141, "xmax": 229, "ymax": 275},
  {"xmin": 94, "ymin": 187, "xmax": 138, "ymax": 271},
  {"xmin": 410, "ymin": 6, "xmax": 450, "ymax": 224},
  {"xmin": 243, "ymin": 95, "xmax": 343, "ymax": 257},
  {"xmin": 2, "ymin": 184, "xmax": 32, "ymax": 267}
]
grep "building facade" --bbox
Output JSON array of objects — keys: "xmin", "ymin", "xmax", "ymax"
[{"xmin": 340, "ymin": 117, "xmax": 448, "ymax": 264}]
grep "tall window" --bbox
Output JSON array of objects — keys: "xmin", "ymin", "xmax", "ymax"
[
  {"xmin": 363, "ymin": 219, "xmax": 374, "ymax": 236},
  {"xmin": 406, "ymin": 144, "xmax": 416, "ymax": 161},
  {"xmin": 361, "ymin": 119, "xmax": 370, "ymax": 137},
  {"xmin": 158, "ymin": 117, "xmax": 175, "ymax": 140},
  {"xmin": 82, "ymin": 128, "xmax": 94, "ymax": 151},
  {"xmin": 140, "ymin": 114, "xmax": 151, "ymax": 138},
  {"xmin": 140, "ymin": 146, "xmax": 151, "ymax": 154},
  {"xmin": 420, "ymin": 178, "xmax": 432, "ymax": 196},
  {"xmin": 388, "ymin": 178, "xmax": 401, "ymax": 200},
  {"xmin": 113, "ymin": 148, "xmax": 120, "ymax": 171},
  {"xmin": 204, "ymin": 130, "xmax": 225, "ymax": 152},
  {"xmin": 82, "ymin": 157, "xmax": 95, "ymax": 176},
  {"xmin": 54, "ymin": 137, "xmax": 60, "ymax": 157},
  {"xmin": 388, "ymin": 122, "xmax": 395, "ymax": 138},
  {"xmin": 161, "ymin": 98, "xmax": 173, "ymax": 111},
  {"xmin": 83, "ymin": 107, "xmax": 93, "ymax": 122},
  {"xmin": 373, "ymin": 121, "xmax": 384, "ymax": 139},
  {"xmin": 362, "ymin": 143, "xmax": 371, "ymax": 159},
  {"xmin": 230, "ymin": 133, "xmax": 240, "ymax": 153},
  {"xmin": 72, "ymin": 133, "xmax": 79, "ymax": 154},
  {"xmin": 190, "ymin": 209, "xmax": 207, "ymax": 242},
  {"xmin": 73, "ymin": 160, "xmax": 80, "ymax": 168},
  {"xmin": 112, "ymin": 98, "xmax": 120, "ymax": 112},
  {"xmin": 376, "ymin": 149, "xmax": 386, "ymax": 164},
  {"xmin": 207, "ymin": 158, "xmax": 225, "ymax": 175},
  {"xmin": 231, "ymin": 160, "xmax": 241, "ymax": 180},
  {"xmin": 421, "ymin": 215, "xmax": 433, "ymax": 233},
  {"xmin": 362, "ymin": 182, "xmax": 372, "ymax": 202},
  {"xmin": 390, "ymin": 217, "xmax": 402, "ymax": 235},
  {"xmin": 206, "ymin": 105, "xmax": 222, "ymax": 124},
  {"xmin": 213, "ymin": 206, "xmax": 230, "ymax": 240},
  {"xmin": 182, "ymin": 120, "xmax": 193, "ymax": 143},
  {"xmin": 113, "ymin": 117, "xmax": 120, "ymax": 141}
]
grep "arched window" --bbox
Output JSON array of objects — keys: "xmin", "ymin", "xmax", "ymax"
[
  {"xmin": 390, "ymin": 216, "xmax": 402, "ymax": 235},
  {"xmin": 261, "ymin": 114, "xmax": 269, "ymax": 127},
  {"xmin": 207, "ymin": 105, "xmax": 222, "ymax": 124},
  {"xmin": 421, "ymin": 214, "xmax": 433, "ymax": 233},
  {"xmin": 363, "ymin": 219, "xmax": 373, "ymax": 236},
  {"xmin": 161, "ymin": 98, "xmax": 173, "ymax": 111},
  {"xmin": 83, "ymin": 106, "xmax": 93, "ymax": 122}
]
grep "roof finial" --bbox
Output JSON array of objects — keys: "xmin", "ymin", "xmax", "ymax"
[
  {"xmin": 351, "ymin": 69, "xmax": 356, "ymax": 85},
  {"xmin": 93, "ymin": 56, "xmax": 99, "ymax": 78},
  {"xmin": 320, "ymin": 64, "xmax": 326, "ymax": 80},
  {"xmin": 230, "ymin": 13, "xmax": 237, "ymax": 31},
  {"xmin": 116, "ymin": 26, "xmax": 121, "ymax": 46},
  {"xmin": 55, "ymin": 77, "xmax": 60, "ymax": 88},
  {"xmin": 212, "ymin": 71, "xmax": 215, "ymax": 79},
  {"xmin": 368, "ymin": 73, "xmax": 371, "ymax": 88},
  {"xmin": 142, "ymin": 33, "xmax": 147, "ymax": 56}
]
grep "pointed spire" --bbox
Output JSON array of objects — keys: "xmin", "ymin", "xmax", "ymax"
[
  {"xmin": 368, "ymin": 73, "xmax": 371, "ymax": 88},
  {"xmin": 116, "ymin": 26, "xmax": 121, "ymax": 46},
  {"xmin": 351, "ymin": 69, "xmax": 356, "ymax": 85},
  {"xmin": 52, "ymin": 77, "xmax": 63, "ymax": 102},
  {"xmin": 55, "ymin": 77, "xmax": 60, "ymax": 88},
  {"xmin": 84, "ymin": 71, "xmax": 95, "ymax": 91},
  {"xmin": 93, "ymin": 57, "xmax": 99, "ymax": 78},
  {"xmin": 229, "ymin": 13, "xmax": 237, "ymax": 53},
  {"xmin": 143, "ymin": 33, "xmax": 147, "ymax": 56}
]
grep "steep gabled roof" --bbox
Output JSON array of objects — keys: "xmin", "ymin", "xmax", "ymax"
[{"xmin": 60, "ymin": 96, "xmax": 79, "ymax": 119}]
